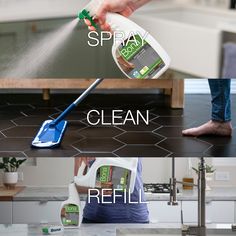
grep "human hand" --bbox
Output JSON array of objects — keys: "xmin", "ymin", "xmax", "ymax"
[
  {"xmin": 74, "ymin": 157, "xmax": 95, "ymax": 176},
  {"xmin": 85, "ymin": 0, "xmax": 150, "ymax": 31}
]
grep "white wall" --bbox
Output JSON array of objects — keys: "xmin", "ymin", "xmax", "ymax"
[
  {"xmin": 1, "ymin": 158, "xmax": 236, "ymax": 188},
  {"xmin": 176, "ymin": 0, "xmax": 230, "ymax": 8},
  {"xmin": 185, "ymin": 79, "xmax": 236, "ymax": 94},
  {"xmin": 0, "ymin": 158, "xmax": 74, "ymax": 187}
]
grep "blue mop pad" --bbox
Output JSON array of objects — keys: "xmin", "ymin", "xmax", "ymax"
[
  {"xmin": 32, "ymin": 120, "xmax": 67, "ymax": 148},
  {"xmin": 31, "ymin": 79, "xmax": 103, "ymax": 149}
]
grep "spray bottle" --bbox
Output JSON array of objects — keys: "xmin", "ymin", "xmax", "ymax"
[
  {"xmin": 78, "ymin": 0, "xmax": 170, "ymax": 79},
  {"xmin": 59, "ymin": 182, "xmax": 82, "ymax": 228}
]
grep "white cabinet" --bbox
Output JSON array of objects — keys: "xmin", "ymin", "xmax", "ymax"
[
  {"xmin": 7, "ymin": 199, "xmax": 236, "ymax": 224},
  {"xmin": 0, "ymin": 202, "xmax": 12, "ymax": 224},
  {"xmin": 182, "ymin": 201, "xmax": 235, "ymax": 224},
  {"xmin": 148, "ymin": 201, "xmax": 181, "ymax": 223},
  {"xmin": 13, "ymin": 201, "xmax": 62, "ymax": 224},
  {"xmin": 181, "ymin": 201, "xmax": 198, "ymax": 223},
  {"xmin": 12, "ymin": 201, "xmax": 86, "ymax": 224},
  {"xmin": 207, "ymin": 201, "xmax": 235, "ymax": 223}
]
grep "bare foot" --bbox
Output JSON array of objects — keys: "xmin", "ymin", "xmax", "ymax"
[{"xmin": 182, "ymin": 120, "xmax": 233, "ymax": 137}]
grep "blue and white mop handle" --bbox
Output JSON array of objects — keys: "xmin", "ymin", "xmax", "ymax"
[{"xmin": 52, "ymin": 79, "xmax": 103, "ymax": 125}]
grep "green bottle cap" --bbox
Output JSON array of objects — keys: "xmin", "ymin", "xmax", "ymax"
[{"xmin": 42, "ymin": 227, "xmax": 49, "ymax": 234}]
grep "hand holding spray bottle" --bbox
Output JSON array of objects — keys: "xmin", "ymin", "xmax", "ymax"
[{"xmin": 78, "ymin": 0, "xmax": 171, "ymax": 79}]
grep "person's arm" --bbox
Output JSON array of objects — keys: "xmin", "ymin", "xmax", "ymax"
[
  {"xmin": 85, "ymin": 0, "xmax": 151, "ymax": 31},
  {"xmin": 74, "ymin": 157, "xmax": 96, "ymax": 194}
]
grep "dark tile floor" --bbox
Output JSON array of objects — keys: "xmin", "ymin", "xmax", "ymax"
[{"xmin": 0, "ymin": 93, "xmax": 235, "ymax": 158}]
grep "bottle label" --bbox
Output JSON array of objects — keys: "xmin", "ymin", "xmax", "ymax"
[
  {"xmin": 98, "ymin": 166, "xmax": 131, "ymax": 192},
  {"xmin": 61, "ymin": 204, "xmax": 79, "ymax": 226},
  {"xmin": 116, "ymin": 34, "xmax": 165, "ymax": 79}
]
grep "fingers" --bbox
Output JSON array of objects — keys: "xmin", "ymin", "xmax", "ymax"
[
  {"xmin": 84, "ymin": 19, "xmax": 97, "ymax": 31},
  {"xmin": 120, "ymin": 8, "xmax": 133, "ymax": 17},
  {"xmin": 100, "ymin": 22, "xmax": 111, "ymax": 32},
  {"xmin": 96, "ymin": 2, "xmax": 110, "ymax": 25},
  {"xmin": 86, "ymin": 157, "xmax": 96, "ymax": 166}
]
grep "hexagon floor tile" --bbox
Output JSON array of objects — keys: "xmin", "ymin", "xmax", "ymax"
[
  {"xmin": 114, "ymin": 145, "xmax": 170, "ymax": 157},
  {"xmin": 2, "ymin": 126, "xmax": 39, "ymax": 138},
  {"xmin": 0, "ymin": 133, "xmax": 4, "ymax": 139},
  {"xmin": 24, "ymin": 146, "xmax": 79, "ymax": 158},
  {"xmin": 79, "ymin": 126, "xmax": 123, "ymax": 138},
  {"xmin": 0, "ymin": 138, "xmax": 32, "ymax": 152},
  {"xmin": 0, "ymin": 120, "xmax": 16, "ymax": 131},
  {"xmin": 0, "ymin": 152, "xmax": 26, "ymax": 157},
  {"xmin": 0, "ymin": 93, "xmax": 235, "ymax": 157},
  {"xmin": 152, "ymin": 116, "xmax": 194, "ymax": 127},
  {"xmin": 73, "ymin": 138, "xmax": 124, "ymax": 153},
  {"xmin": 205, "ymin": 145, "xmax": 236, "ymax": 157},
  {"xmin": 154, "ymin": 126, "xmax": 186, "ymax": 138},
  {"xmin": 0, "ymin": 111, "xmax": 25, "ymax": 120},
  {"xmin": 118, "ymin": 121, "xmax": 160, "ymax": 132},
  {"xmin": 13, "ymin": 116, "xmax": 51, "ymax": 126},
  {"xmin": 116, "ymin": 132, "xmax": 164, "ymax": 145},
  {"xmin": 158, "ymin": 137, "xmax": 212, "ymax": 157}
]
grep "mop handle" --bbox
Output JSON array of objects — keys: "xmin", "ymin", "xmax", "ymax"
[{"xmin": 52, "ymin": 78, "xmax": 103, "ymax": 125}]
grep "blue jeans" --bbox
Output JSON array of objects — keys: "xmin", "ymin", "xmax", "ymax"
[{"xmin": 208, "ymin": 79, "xmax": 231, "ymax": 122}]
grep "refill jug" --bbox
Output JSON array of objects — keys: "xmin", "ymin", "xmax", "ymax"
[{"xmin": 74, "ymin": 158, "xmax": 138, "ymax": 193}]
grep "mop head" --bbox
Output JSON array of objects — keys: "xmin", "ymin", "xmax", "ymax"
[{"xmin": 32, "ymin": 120, "xmax": 67, "ymax": 148}]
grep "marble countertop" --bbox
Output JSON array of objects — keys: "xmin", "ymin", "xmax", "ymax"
[
  {"xmin": 12, "ymin": 186, "xmax": 236, "ymax": 201},
  {"xmin": 0, "ymin": 223, "xmax": 235, "ymax": 236}
]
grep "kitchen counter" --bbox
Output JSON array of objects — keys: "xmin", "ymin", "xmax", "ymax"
[
  {"xmin": 0, "ymin": 186, "xmax": 25, "ymax": 201},
  {"xmin": 11, "ymin": 186, "xmax": 236, "ymax": 202},
  {"xmin": 0, "ymin": 223, "xmax": 235, "ymax": 236}
]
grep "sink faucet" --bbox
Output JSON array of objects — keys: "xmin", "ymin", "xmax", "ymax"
[
  {"xmin": 168, "ymin": 158, "xmax": 206, "ymax": 236},
  {"xmin": 230, "ymin": 0, "xmax": 236, "ymax": 8}
]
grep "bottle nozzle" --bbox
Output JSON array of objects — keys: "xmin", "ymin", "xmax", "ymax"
[{"xmin": 77, "ymin": 9, "xmax": 98, "ymax": 29}]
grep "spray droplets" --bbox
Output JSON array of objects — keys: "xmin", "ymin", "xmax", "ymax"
[{"xmin": 2, "ymin": 18, "xmax": 79, "ymax": 78}]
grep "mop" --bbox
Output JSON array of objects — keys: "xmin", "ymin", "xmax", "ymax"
[{"xmin": 32, "ymin": 79, "xmax": 103, "ymax": 148}]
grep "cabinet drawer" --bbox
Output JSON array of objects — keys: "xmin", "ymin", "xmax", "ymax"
[
  {"xmin": 207, "ymin": 201, "xmax": 235, "ymax": 223},
  {"xmin": 0, "ymin": 202, "xmax": 12, "ymax": 224},
  {"xmin": 148, "ymin": 201, "xmax": 181, "ymax": 223},
  {"xmin": 182, "ymin": 201, "xmax": 235, "ymax": 224},
  {"xmin": 13, "ymin": 201, "xmax": 62, "ymax": 224}
]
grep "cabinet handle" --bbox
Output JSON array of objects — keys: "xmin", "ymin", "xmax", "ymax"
[
  {"xmin": 206, "ymin": 201, "xmax": 212, "ymax": 205},
  {"xmin": 31, "ymin": 23, "xmax": 37, "ymax": 33},
  {"xmin": 39, "ymin": 200, "xmax": 48, "ymax": 205}
]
